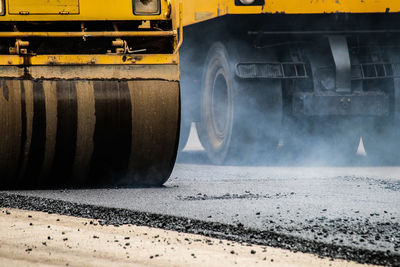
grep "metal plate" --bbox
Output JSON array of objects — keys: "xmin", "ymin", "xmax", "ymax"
[
  {"xmin": 236, "ymin": 63, "xmax": 308, "ymax": 79},
  {"xmin": 8, "ymin": 0, "xmax": 80, "ymax": 15},
  {"xmin": 293, "ymin": 92, "xmax": 390, "ymax": 117}
]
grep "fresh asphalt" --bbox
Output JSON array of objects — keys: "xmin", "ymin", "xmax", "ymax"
[{"xmin": 0, "ymin": 130, "xmax": 399, "ymax": 266}]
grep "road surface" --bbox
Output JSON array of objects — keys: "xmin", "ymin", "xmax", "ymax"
[{"xmin": 0, "ymin": 126, "xmax": 399, "ymax": 266}]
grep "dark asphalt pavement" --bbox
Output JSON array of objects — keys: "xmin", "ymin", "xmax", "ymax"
[
  {"xmin": 1, "ymin": 127, "xmax": 400, "ymax": 265},
  {"xmin": 9, "ymin": 162, "xmax": 400, "ymax": 248},
  {"xmin": 1, "ymin": 155, "xmax": 400, "ymax": 265}
]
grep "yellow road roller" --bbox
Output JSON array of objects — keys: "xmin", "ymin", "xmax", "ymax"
[
  {"xmin": 180, "ymin": 1, "xmax": 400, "ymax": 164},
  {"xmin": 0, "ymin": 0, "xmax": 182, "ymax": 188}
]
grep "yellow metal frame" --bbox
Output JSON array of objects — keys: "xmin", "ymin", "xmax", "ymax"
[
  {"xmin": 0, "ymin": 54, "xmax": 179, "ymax": 66},
  {"xmin": 183, "ymin": 0, "xmax": 400, "ymax": 26},
  {"xmin": 8, "ymin": 0, "xmax": 80, "ymax": 15},
  {"xmin": 174, "ymin": 0, "xmax": 183, "ymax": 54},
  {"xmin": 1, "ymin": 0, "xmax": 172, "ymax": 21},
  {"xmin": 0, "ymin": 30, "xmax": 177, "ymax": 38},
  {"xmin": 0, "ymin": 0, "xmax": 183, "ymax": 66}
]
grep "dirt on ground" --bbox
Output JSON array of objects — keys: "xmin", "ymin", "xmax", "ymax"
[{"xmin": 0, "ymin": 208, "xmax": 377, "ymax": 267}]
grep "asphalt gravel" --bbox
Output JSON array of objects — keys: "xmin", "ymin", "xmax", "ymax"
[{"xmin": 1, "ymin": 152, "xmax": 399, "ymax": 266}]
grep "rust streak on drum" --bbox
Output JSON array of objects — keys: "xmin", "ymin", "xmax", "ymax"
[
  {"xmin": 72, "ymin": 81, "xmax": 96, "ymax": 183},
  {"xmin": 17, "ymin": 81, "xmax": 34, "ymax": 182},
  {"xmin": 40, "ymin": 81, "xmax": 58, "ymax": 181}
]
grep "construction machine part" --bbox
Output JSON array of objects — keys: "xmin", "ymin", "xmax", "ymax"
[
  {"xmin": 279, "ymin": 39, "xmax": 363, "ymax": 162},
  {"xmin": 0, "ymin": 79, "xmax": 180, "ymax": 189},
  {"xmin": 292, "ymin": 91, "xmax": 390, "ymax": 116},
  {"xmin": 196, "ymin": 42, "xmax": 282, "ymax": 164},
  {"xmin": 181, "ymin": 3, "xmax": 400, "ymax": 166},
  {"xmin": 0, "ymin": 0, "xmax": 181, "ymax": 188},
  {"xmin": 362, "ymin": 46, "xmax": 400, "ymax": 164}
]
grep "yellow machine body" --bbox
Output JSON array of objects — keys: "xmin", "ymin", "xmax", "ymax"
[
  {"xmin": 178, "ymin": 1, "xmax": 400, "ymax": 165},
  {"xmin": 2, "ymin": 0, "xmax": 171, "ymax": 21},
  {"xmin": 0, "ymin": 0, "xmax": 181, "ymax": 67},
  {"xmin": 182, "ymin": 0, "xmax": 400, "ymax": 26},
  {"xmin": 0, "ymin": 0, "xmax": 182, "ymax": 188}
]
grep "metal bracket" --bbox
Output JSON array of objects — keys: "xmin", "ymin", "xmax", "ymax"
[
  {"xmin": 9, "ymin": 39, "xmax": 29, "ymax": 55},
  {"xmin": 111, "ymin": 39, "xmax": 146, "ymax": 54},
  {"xmin": 293, "ymin": 91, "xmax": 389, "ymax": 116},
  {"xmin": 329, "ymin": 36, "xmax": 351, "ymax": 93},
  {"xmin": 174, "ymin": 0, "xmax": 183, "ymax": 54},
  {"xmin": 81, "ymin": 22, "xmax": 88, "ymax": 41},
  {"xmin": 352, "ymin": 62, "xmax": 400, "ymax": 80},
  {"xmin": 236, "ymin": 62, "xmax": 308, "ymax": 79}
]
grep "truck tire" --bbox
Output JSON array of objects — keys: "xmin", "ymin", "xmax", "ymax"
[{"xmin": 197, "ymin": 42, "xmax": 282, "ymax": 164}]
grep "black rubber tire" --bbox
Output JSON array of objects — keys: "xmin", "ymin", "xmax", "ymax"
[{"xmin": 197, "ymin": 42, "xmax": 282, "ymax": 165}]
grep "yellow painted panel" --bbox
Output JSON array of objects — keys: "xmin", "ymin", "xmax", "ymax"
[
  {"xmin": 183, "ymin": 0, "xmax": 400, "ymax": 26},
  {"xmin": 0, "ymin": 0, "xmax": 172, "ymax": 21},
  {"xmin": 241, "ymin": 0, "xmax": 400, "ymax": 14},
  {"xmin": 0, "ymin": 54, "xmax": 179, "ymax": 66},
  {"xmin": 8, "ymin": 0, "xmax": 80, "ymax": 15},
  {"xmin": 182, "ymin": 0, "xmax": 220, "ymax": 25}
]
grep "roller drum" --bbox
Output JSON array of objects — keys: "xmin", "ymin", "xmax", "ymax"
[{"xmin": 0, "ymin": 79, "xmax": 180, "ymax": 188}]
